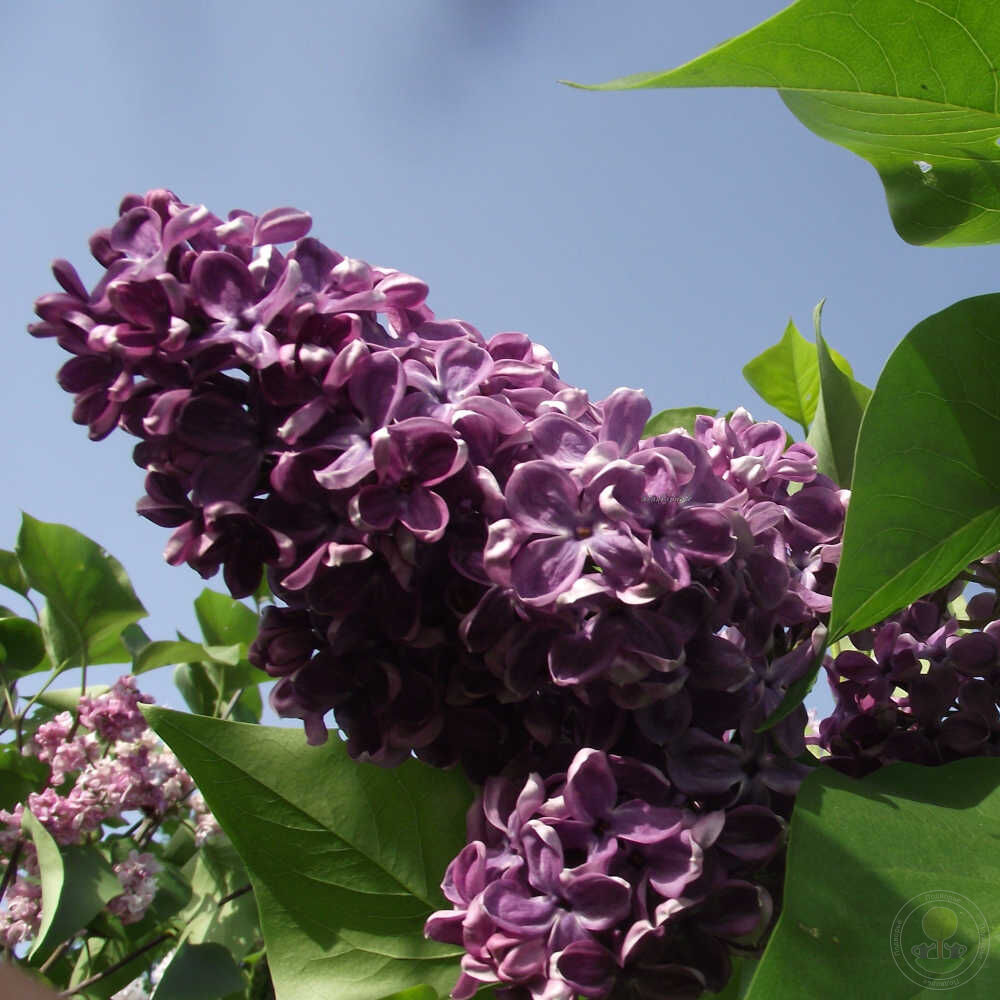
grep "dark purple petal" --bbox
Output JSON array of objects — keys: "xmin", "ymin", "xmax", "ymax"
[
  {"xmin": 554, "ymin": 939, "xmax": 617, "ymax": 997},
  {"xmin": 191, "ymin": 251, "xmax": 256, "ymax": 319}
]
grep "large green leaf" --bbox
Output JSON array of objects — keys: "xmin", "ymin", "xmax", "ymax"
[
  {"xmin": 804, "ymin": 306, "xmax": 871, "ymax": 486},
  {"xmin": 746, "ymin": 759, "xmax": 1000, "ymax": 997},
  {"xmin": 642, "ymin": 406, "xmax": 717, "ymax": 437},
  {"xmin": 15, "ymin": 516, "xmax": 146, "ymax": 670},
  {"xmin": 742, "ymin": 318, "xmax": 853, "ymax": 432},
  {"xmin": 571, "ymin": 0, "xmax": 1000, "ymax": 247},
  {"xmin": 22, "ymin": 809, "xmax": 122, "ymax": 961},
  {"xmin": 830, "ymin": 293, "xmax": 1000, "ymax": 640},
  {"xmin": 143, "ymin": 708, "xmax": 472, "ymax": 1000}
]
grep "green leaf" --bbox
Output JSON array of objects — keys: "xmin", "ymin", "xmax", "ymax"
[
  {"xmin": 0, "ymin": 549, "xmax": 29, "ymax": 596},
  {"xmin": 15, "ymin": 516, "xmax": 146, "ymax": 670},
  {"xmin": 569, "ymin": 0, "xmax": 1000, "ymax": 247},
  {"xmin": 143, "ymin": 707, "xmax": 473, "ymax": 1000},
  {"xmin": 804, "ymin": 303, "xmax": 871, "ymax": 486},
  {"xmin": 745, "ymin": 759, "xmax": 1000, "ymax": 998},
  {"xmin": 134, "ymin": 640, "xmax": 241, "ymax": 675},
  {"xmin": 642, "ymin": 406, "xmax": 717, "ymax": 437},
  {"xmin": 194, "ymin": 590, "xmax": 259, "ymax": 649},
  {"xmin": 715, "ymin": 956, "xmax": 757, "ymax": 999},
  {"xmin": 830, "ymin": 293, "xmax": 1000, "ymax": 639},
  {"xmin": 177, "ymin": 839, "xmax": 258, "ymax": 960},
  {"xmin": 121, "ymin": 623, "xmax": 152, "ymax": 657},
  {"xmin": 148, "ymin": 861, "xmax": 194, "ymax": 925},
  {"xmin": 163, "ymin": 825, "xmax": 199, "ymax": 867},
  {"xmin": 742, "ymin": 318, "xmax": 853, "ymax": 432},
  {"xmin": 34, "ymin": 685, "xmax": 111, "ymax": 712},
  {"xmin": 0, "ymin": 746, "xmax": 49, "ymax": 810},
  {"xmin": 378, "ymin": 989, "xmax": 438, "ymax": 1000},
  {"xmin": 0, "ymin": 616, "xmax": 46, "ymax": 677},
  {"xmin": 173, "ymin": 663, "xmax": 217, "ymax": 717},
  {"xmin": 22, "ymin": 808, "xmax": 121, "ymax": 961},
  {"xmin": 151, "ymin": 941, "xmax": 245, "ymax": 1000},
  {"xmin": 69, "ymin": 932, "xmax": 175, "ymax": 1000}
]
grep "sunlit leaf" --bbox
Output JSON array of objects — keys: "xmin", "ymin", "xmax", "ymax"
[
  {"xmin": 805, "ymin": 304, "xmax": 871, "ymax": 486},
  {"xmin": 830, "ymin": 293, "xmax": 1000, "ymax": 639},
  {"xmin": 643, "ymin": 406, "xmax": 717, "ymax": 437},
  {"xmin": 570, "ymin": 0, "xmax": 1000, "ymax": 246},
  {"xmin": 15, "ymin": 516, "xmax": 146, "ymax": 670},
  {"xmin": 746, "ymin": 759, "xmax": 1000, "ymax": 997},
  {"xmin": 23, "ymin": 808, "xmax": 121, "ymax": 961},
  {"xmin": 144, "ymin": 708, "xmax": 472, "ymax": 1000},
  {"xmin": 743, "ymin": 318, "xmax": 853, "ymax": 432}
]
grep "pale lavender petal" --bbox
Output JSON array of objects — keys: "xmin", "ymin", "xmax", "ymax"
[
  {"xmin": 564, "ymin": 748, "xmax": 617, "ymax": 822},
  {"xmin": 511, "ymin": 535, "xmax": 586, "ymax": 605},
  {"xmin": 505, "ymin": 461, "xmax": 579, "ymax": 534},
  {"xmin": 562, "ymin": 874, "xmax": 631, "ymax": 931}
]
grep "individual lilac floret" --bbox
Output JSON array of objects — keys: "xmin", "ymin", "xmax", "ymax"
[{"xmin": 425, "ymin": 748, "xmax": 779, "ymax": 1000}]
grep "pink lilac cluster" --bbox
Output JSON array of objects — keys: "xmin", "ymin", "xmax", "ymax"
[
  {"xmin": 108, "ymin": 850, "xmax": 161, "ymax": 924},
  {"xmin": 0, "ymin": 678, "xmax": 207, "ymax": 949},
  {"xmin": 31, "ymin": 191, "xmax": 851, "ymax": 995},
  {"xmin": 818, "ymin": 559, "xmax": 1000, "ymax": 773},
  {"xmin": 427, "ymin": 748, "xmax": 780, "ymax": 1000}
]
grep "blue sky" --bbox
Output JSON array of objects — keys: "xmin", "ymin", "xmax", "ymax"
[{"xmin": 2, "ymin": 0, "xmax": 995, "ymax": 718}]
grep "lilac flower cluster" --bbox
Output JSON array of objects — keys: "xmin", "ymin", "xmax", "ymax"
[
  {"xmin": 818, "ymin": 561, "xmax": 1000, "ymax": 774},
  {"xmin": 0, "ymin": 677, "xmax": 208, "ymax": 949},
  {"xmin": 31, "ymin": 191, "xmax": 852, "ymax": 996},
  {"xmin": 427, "ymin": 748, "xmax": 780, "ymax": 999}
]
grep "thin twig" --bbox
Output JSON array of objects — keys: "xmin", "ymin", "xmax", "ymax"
[
  {"xmin": 220, "ymin": 687, "xmax": 245, "ymax": 721},
  {"xmin": 39, "ymin": 937, "xmax": 74, "ymax": 975},
  {"xmin": 217, "ymin": 883, "xmax": 252, "ymax": 908},
  {"xmin": 0, "ymin": 838, "xmax": 23, "ymax": 905},
  {"xmin": 56, "ymin": 931, "xmax": 173, "ymax": 997}
]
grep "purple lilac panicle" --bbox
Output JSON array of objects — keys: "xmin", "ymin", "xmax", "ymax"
[
  {"xmin": 32, "ymin": 192, "xmax": 858, "ymax": 998},
  {"xmin": 31, "ymin": 191, "xmax": 845, "ymax": 784}
]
